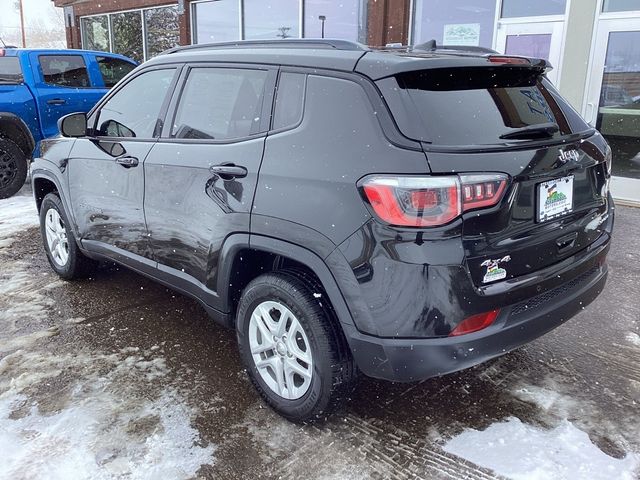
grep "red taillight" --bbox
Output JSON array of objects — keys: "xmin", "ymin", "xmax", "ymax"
[
  {"xmin": 360, "ymin": 174, "xmax": 507, "ymax": 227},
  {"xmin": 450, "ymin": 309, "xmax": 500, "ymax": 336},
  {"xmin": 488, "ymin": 55, "xmax": 530, "ymax": 65}
]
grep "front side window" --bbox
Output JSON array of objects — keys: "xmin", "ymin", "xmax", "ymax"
[
  {"xmin": 412, "ymin": 0, "xmax": 497, "ymax": 49},
  {"xmin": 96, "ymin": 68, "xmax": 176, "ymax": 139},
  {"xmin": 172, "ymin": 68, "xmax": 268, "ymax": 140},
  {"xmin": 39, "ymin": 55, "xmax": 90, "ymax": 88},
  {"xmin": 0, "ymin": 57, "xmax": 23, "ymax": 84},
  {"xmin": 97, "ymin": 56, "xmax": 136, "ymax": 88}
]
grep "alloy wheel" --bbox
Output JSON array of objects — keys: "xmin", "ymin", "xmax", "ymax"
[
  {"xmin": 44, "ymin": 208, "xmax": 70, "ymax": 267},
  {"xmin": 248, "ymin": 300, "xmax": 314, "ymax": 400}
]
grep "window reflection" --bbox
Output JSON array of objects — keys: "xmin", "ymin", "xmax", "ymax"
[
  {"xmin": 244, "ymin": 0, "xmax": 300, "ymax": 39},
  {"xmin": 304, "ymin": 0, "xmax": 367, "ymax": 42},
  {"xmin": 413, "ymin": 0, "xmax": 496, "ymax": 49},
  {"xmin": 596, "ymin": 31, "xmax": 640, "ymax": 180},
  {"xmin": 192, "ymin": 0, "xmax": 240, "ymax": 43}
]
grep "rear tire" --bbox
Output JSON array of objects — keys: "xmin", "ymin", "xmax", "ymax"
[
  {"xmin": 0, "ymin": 137, "xmax": 28, "ymax": 199},
  {"xmin": 40, "ymin": 193, "xmax": 97, "ymax": 279},
  {"xmin": 237, "ymin": 271, "xmax": 356, "ymax": 422}
]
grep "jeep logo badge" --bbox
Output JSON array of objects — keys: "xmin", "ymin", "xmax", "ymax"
[{"xmin": 558, "ymin": 149, "xmax": 580, "ymax": 164}]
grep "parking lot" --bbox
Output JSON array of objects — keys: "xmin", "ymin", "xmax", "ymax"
[{"xmin": 1, "ymin": 185, "xmax": 639, "ymax": 480}]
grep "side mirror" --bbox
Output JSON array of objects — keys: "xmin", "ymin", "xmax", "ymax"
[{"xmin": 58, "ymin": 112, "xmax": 87, "ymax": 138}]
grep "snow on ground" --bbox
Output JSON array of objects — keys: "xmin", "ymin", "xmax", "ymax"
[
  {"xmin": 0, "ymin": 348, "xmax": 216, "ymax": 480},
  {"xmin": 443, "ymin": 417, "xmax": 640, "ymax": 480},
  {"xmin": 0, "ymin": 193, "xmax": 38, "ymax": 249}
]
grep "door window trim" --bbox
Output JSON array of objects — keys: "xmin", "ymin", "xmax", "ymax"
[
  {"xmin": 87, "ymin": 64, "xmax": 183, "ymax": 142},
  {"xmin": 158, "ymin": 62, "xmax": 278, "ymax": 145}
]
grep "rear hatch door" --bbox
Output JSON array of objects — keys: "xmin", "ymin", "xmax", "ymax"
[{"xmin": 376, "ymin": 61, "xmax": 611, "ymax": 286}]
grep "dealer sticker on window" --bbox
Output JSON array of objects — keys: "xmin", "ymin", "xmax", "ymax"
[{"xmin": 538, "ymin": 175, "xmax": 574, "ymax": 222}]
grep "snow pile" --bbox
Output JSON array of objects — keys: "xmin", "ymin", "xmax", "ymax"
[
  {"xmin": 0, "ymin": 193, "xmax": 38, "ymax": 249},
  {"xmin": 443, "ymin": 417, "xmax": 640, "ymax": 480},
  {"xmin": 0, "ymin": 349, "xmax": 216, "ymax": 480}
]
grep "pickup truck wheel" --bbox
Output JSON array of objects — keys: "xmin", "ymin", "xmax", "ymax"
[
  {"xmin": 0, "ymin": 138, "xmax": 28, "ymax": 199},
  {"xmin": 40, "ymin": 193, "xmax": 96, "ymax": 279},
  {"xmin": 237, "ymin": 271, "xmax": 356, "ymax": 422}
]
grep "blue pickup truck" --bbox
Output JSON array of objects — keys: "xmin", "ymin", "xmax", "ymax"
[{"xmin": 0, "ymin": 48, "xmax": 137, "ymax": 198}]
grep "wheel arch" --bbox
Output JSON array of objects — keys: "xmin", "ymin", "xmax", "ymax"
[
  {"xmin": 0, "ymin": 113, "xmax": 36, "ymax": 158},
  {"xmin": 218, "ymin": 234, "xmax": 356, "ymax": 333}
]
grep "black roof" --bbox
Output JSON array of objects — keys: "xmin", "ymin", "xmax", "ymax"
[{"xmin": 148, "ymin": 39, "xmax": 550, "ymax": 81}]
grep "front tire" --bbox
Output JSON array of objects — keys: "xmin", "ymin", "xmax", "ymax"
[
  {"xmin": 237, "ymin": 271, "xmax": 356, "ymax": 422},
  {"xmin": 40, "ymin": 193, "xmax": 96, "ymax": 279},
  {"xmin": 0, "ymin": 137, "xmax": 28, "ymax": 199}
]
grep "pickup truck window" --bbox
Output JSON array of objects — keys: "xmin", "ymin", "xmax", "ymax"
[
  {"xmin": 39, "ymin": 55, "xmax": 90, "ymax": 88},
  {"xmin": 97, "ymin": 56, "xmax": 136, "ymax": 88},
  {"xmin": 95, "ymin": 68, "xmax": 176, "ymax": 139},
  {"xmin": 0, "ymin": 57, "xmax": 23, "ymax": 84}
]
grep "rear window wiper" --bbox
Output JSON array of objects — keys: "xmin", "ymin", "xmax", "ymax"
[{"xmin": 499, "ymin": 122, "xmax": 559, "ymax": 140}]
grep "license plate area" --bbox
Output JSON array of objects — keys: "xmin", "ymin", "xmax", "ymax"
[{"xmin": 537, "ymin": 175, "xmax": 574, "ymax": 222}]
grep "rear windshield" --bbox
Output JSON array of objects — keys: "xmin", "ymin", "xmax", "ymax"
[
  {"xmin": 378, "ymin": 67, "xmax": 591, "ymax": 146},
  {"xmin": 0, "ymin": 57, "xmax": 23, "ymax": 84}
]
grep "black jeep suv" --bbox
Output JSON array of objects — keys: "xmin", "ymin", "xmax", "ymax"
[{"xmin": 32, "ymin": 39, "xmax": 614, "ymax": 422}]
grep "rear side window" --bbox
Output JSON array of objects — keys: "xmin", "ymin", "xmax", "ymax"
[
  {"xmin": 97, "ymin": 56, "xmax": 136, "ymax": 88},
  {"xmin": 172, "ymin": 68, "xmax": 268, "ymax": 140},
  {"xmin": 272, "ymin": 72, "xmax": 306, "ymax": 131},
  {"xmin": 39, "ymin": 55, "xmax": 90, "ymax": 88},
  {"xmin": 0, "ymin": 57, "xmax": 23, "ymax": 84},
  {"xmin": 379, "ymin": 67, "xmax": 591, "ymax": 146},
  {"xmin": 95, "ymin": 68, "xmax": 176, "ymax": 138}
]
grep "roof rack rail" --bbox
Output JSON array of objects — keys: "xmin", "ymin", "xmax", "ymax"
[
  {"xmin": 163, "ymin": 39, "xmax": 369, "ymax": 55},
  {"xmin": 412, "ymin": 40, "xmax": 498, "ymax": 54}
]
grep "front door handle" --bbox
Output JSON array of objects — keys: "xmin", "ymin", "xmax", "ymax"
[
  {"xmin": 115, "ymin": 156, "xmax": 139, "ymax": 168},
  {"xmin": 47, "ymin": 98, "xmax": 66, "ymax": 105},
  {"xmin": 209, "ymin": 163, "xmax": 247, "ymax": 180}
]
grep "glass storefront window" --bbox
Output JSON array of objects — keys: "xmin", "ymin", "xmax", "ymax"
[
  {"xmin": 413, "ymin": 0, "xmax": 496, "ymax": 48},
  {"xmin": 505, "ymin": 34, "xmax": 552, "ymax": 60},
  {"xmin": 501, "ymin": 0, "xmax": 567, "ymax": 18},
  {"xmin": 304, "ymin": 0, "xmax": 366, "ymax": 42},
  {"xmin": 81, "ymin": 16, "xmax": 110, "ymax": 52},
  {"xmin": 111, "ymin": 11, "xmax": 144, "ymax": 63},
  {"xmin": 597, "ymin": 31, "xmax": 640, "ymax": 180},
  {"xmin": 192, "ymin": 0, "xmax": 240, "ymax": 43},
  {"xmin": 603, "ymin": 0, "xmax": 640, "ymax": 12},
  {"xmin": 145, "ymin": 6, "xmax": 180, "ymax": 58},
  {"xmin": 244, "ymin": 0, "xmax": 300, "ymax": 39}
]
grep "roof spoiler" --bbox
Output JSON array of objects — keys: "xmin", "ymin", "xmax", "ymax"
[{"xmin": 412, "ymin": 40, "xmax": 498, "ymax": 54}]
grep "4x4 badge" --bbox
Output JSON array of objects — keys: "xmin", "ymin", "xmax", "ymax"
[{"xmin": 481, "ymin": 256, "xmax": 511, "ymax": 283}]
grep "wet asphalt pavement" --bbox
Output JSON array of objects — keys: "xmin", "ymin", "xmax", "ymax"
[{"xmin": 1, "ymin": 185, "xmax": 639, "ymax": 479}]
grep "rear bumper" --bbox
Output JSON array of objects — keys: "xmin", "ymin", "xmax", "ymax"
[{"xmin": 344, "ymin": 243, "xmax": 609, "ymax": 382}]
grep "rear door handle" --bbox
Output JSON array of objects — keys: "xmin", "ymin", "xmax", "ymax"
[
  {"xmin": 47, "ymin": 98, "xmax": 66, "ymax": 105},
  {"xmin": 209, "ymin": 163, "xmax": 247, "ymax": 179},
  {"xmin": 115, "ymin": 156, "xmax": 139, "ymax": 168}
]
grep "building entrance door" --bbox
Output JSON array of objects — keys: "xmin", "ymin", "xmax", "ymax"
[
  {"xmin": 496, "ymin": 21, "xmax": 564, "ymax": 86},
  {"xmin": 585, "ymin": 17, "xmax": 640, "ymax": 205}
]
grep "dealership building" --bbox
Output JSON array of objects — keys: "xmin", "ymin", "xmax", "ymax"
[{"xmin": 53, "ymin": 0, "xmax": 640, "ymax": 204}]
